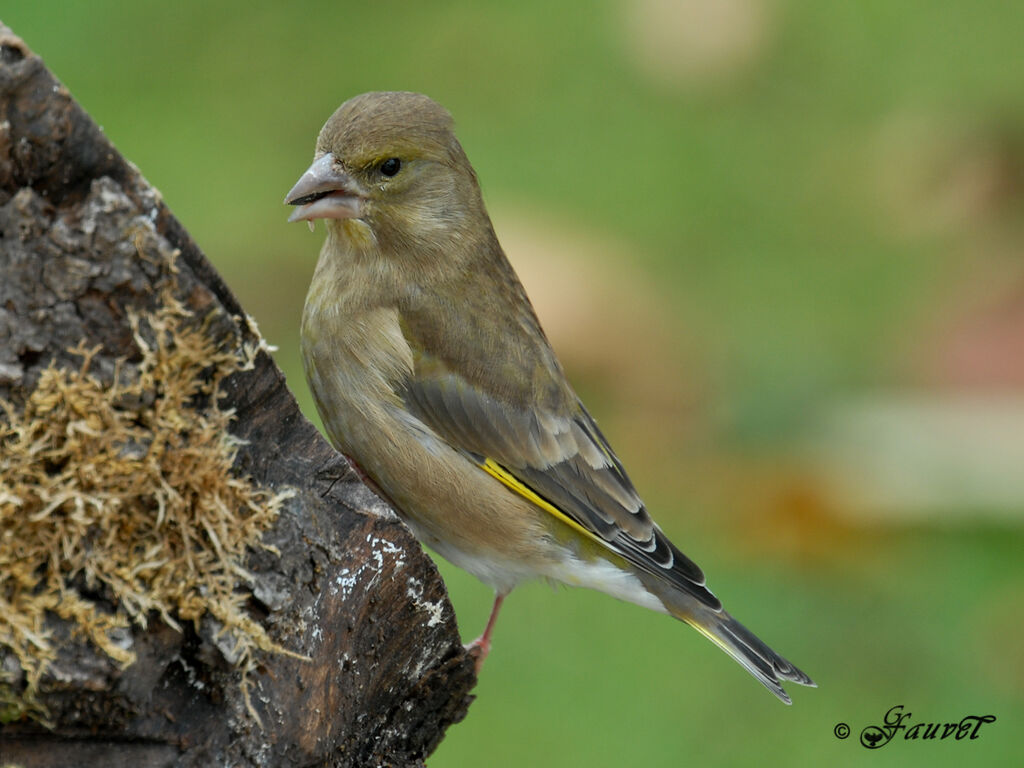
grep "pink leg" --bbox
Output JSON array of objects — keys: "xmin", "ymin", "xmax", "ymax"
[
  {"xmin": 465, "ymin": 593, "xmax": 506, "ymax": 674},
  {"xmin": 342, "ymin": 453, "xmax": 398, "ymax": 508}
]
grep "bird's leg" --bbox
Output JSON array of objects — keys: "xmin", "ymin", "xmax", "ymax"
[
  {"xmin": 342, "ymin": 452, "xmax": 375, "ymax": 488},
  {"xmin": 465, "ymin": 593, "xmax": 506, "ymax": 674},
  {"xmin": 341, "ymin": 452, "xmax": 398, "ymax": 508}
]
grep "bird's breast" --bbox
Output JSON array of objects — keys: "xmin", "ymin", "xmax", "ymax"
[
  {"xmin": 300, "ymin": 289, "xmax": 563, "ymax": 593},
  {"xmin": 300, "ymin": 295, "xmax": 414, "ymax": 451}
]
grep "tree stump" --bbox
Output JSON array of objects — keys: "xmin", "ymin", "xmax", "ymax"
[{"xmin": 0, "ymin": 23, "xmax": 475, "ymax": 768}]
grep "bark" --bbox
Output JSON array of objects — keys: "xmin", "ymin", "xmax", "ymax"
[{"xmin": 0, "ymin": 24, "xmax": 475, "ymax": 768}]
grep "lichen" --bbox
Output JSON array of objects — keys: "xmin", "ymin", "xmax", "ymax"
[{"xmin": 0, "ymin": 287, "xmax": 293, "ymax": 724}]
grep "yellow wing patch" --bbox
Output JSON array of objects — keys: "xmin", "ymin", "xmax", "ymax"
[{"xmin": 479, "ymin": 457, "xmax": 604, "ymax": 546}]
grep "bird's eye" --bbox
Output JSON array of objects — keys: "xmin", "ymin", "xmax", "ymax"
[{"xmin": 379, "ymin": 157, "xmax": 401, "ymax": 177}]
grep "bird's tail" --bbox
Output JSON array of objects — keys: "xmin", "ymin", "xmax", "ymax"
[
  {"xmin": 683, "ymin": 605, "xmax": 815, "ymax": 704},
  {"xmin": 642, "ymin": 574, "xmax": 816, "ymax": 703}
]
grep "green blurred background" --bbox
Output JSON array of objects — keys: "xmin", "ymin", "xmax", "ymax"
[{"xmin": 6, "ymin": 1, "xmax": 1023, "ymax": 764}]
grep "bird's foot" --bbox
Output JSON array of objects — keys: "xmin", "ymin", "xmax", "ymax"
[
  {"xmin": 463, "ymin": 593, "xmax": 505, "ymax": 676},
  {"xmin": 463, "ymin": 634, "xmax": 492, "ymax": 675}
]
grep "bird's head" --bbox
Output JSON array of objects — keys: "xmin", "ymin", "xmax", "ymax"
[{"xmin": 285, "ymin": 91, "xmax": 488, "ymax": 260}]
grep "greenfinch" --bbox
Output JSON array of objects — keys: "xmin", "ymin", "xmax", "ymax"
[{"xmin": 286, "ymin": 91, "xmax": 814, "ymax": 703}]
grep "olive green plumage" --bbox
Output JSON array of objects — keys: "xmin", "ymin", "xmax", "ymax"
[{"xmin": 287, "ymin": 91, "xmax": 814, "ymax": 702}]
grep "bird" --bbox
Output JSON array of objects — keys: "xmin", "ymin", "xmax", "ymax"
[
  {"xmin": 285, "ymin": 91, "xmax": 815, "ymax": 703},
  {"xmin": 862, "ymin": 729, "xmax": 885, "ymax": 748}
]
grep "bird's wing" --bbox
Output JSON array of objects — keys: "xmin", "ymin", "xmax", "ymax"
[{"xmin": 399, "ymin": 347, "xmax": 721, "ymax": 610}]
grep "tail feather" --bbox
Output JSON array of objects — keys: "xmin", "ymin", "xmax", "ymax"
[
  {"xmin": 685, "ymin": 606, "xmax": 816, "ymax": 704},
  {"xmin": 640, "ymin": 570, "xmax": 815, "ymax": 704}
]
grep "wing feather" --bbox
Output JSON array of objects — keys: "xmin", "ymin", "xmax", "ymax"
[{"xmin": 399, "ymin": 358, "xmax": 719, "ymax": 610}]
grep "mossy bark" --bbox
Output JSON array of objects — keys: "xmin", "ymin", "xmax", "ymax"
[{"xmin": 0, "ymin": 23, "xmax": 475, "ymax": 768}]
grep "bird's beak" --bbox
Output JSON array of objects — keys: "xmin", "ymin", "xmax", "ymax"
[{"xmin": 284, "ymin": 152, "xmax": 363, "ymax": 222}]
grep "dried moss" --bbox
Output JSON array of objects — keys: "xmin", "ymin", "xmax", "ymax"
[{"xmin": 0, "ymin": 289, "xmax": 293, "ymax": 724}]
